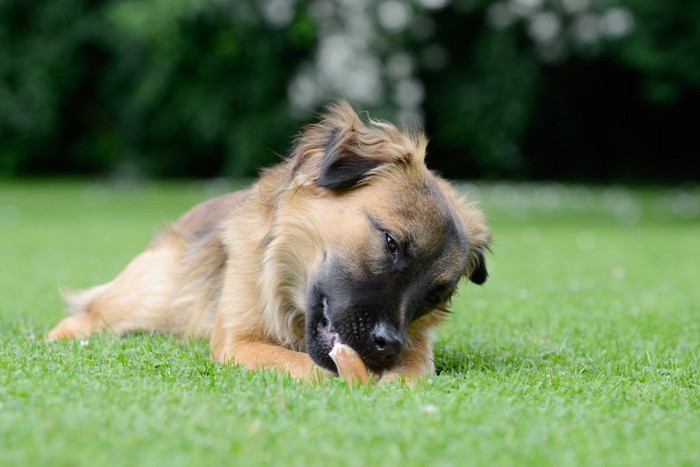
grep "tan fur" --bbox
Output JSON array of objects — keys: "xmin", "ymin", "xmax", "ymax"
[{"xmin": 48, "ymin": 101, "xmax": 490, "ymax": 383}]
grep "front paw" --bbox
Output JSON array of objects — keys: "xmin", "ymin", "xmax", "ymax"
[{"xmin": 377, "ymin": 370, "xmax": 432, "ymax": 385}]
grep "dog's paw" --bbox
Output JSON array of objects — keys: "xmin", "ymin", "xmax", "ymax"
[{"xmin": 376, "ymin": 371, "xmax": 424, "ymax": 385}]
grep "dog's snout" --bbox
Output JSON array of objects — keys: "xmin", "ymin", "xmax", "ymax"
[{"xmin": 370, "ymin": 324, "xmax": 403, "ymax": 367}]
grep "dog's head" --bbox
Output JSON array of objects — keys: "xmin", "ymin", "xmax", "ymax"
[{"xmin": 288, "ymin": 102, "xmax": 490, "ymax": 373}]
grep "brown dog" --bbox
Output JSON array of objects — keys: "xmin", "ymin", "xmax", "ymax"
[{"xmin": 48, "ymin": 101, "xmax": 490, "ymax": 382}]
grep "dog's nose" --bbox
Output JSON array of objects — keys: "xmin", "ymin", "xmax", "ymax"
[{"xmin": 370, "ymin": 324, "xmax": 403, "ymax": 367}]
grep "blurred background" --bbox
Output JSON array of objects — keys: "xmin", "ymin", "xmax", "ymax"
[{"xmin": 1, "ymin": 0, "xmax": 698, "ymax": 182}]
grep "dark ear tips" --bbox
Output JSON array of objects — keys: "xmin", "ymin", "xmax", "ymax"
[
  {"xmin": 316, "ymin": 125, "xmax": 385, "ymax": 191},
  {"xmin": 316, "ymin": 150, "xmax": 385, "ymax": 190},
  {"xmin": 469, "ymin": 251, "xmax": 488, "ymax": 285},
  {"xmin": 309, "ymin": 101, "xmax": 425, "ymax": 191}
]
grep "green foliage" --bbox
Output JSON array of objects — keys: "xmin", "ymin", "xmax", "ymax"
[
  {"xmin": 105, "ymin": 0, "xmax": 315, "ymax": 177},
  {"xmin": 0, "ymin": 0, "xmax": 314, "ymax": 178},
  {"xmin": 1, "ymin": 1, "xmax": 699, "ymax": 180},
  {"xmin": 0, "ymin": 0, "xmax": 115, "ymax": 174},
  {"xmin": 420, "ymin": 0, "xmax": 700, "ymax": 179},
  {"xmin": 613, "ymin": 1, "xmax": 700, "ymax": 93},
  {"xmin": 425, "ymin": 26, "xmax": 542, "ymax": 177}
]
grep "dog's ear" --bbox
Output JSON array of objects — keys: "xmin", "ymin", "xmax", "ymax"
[
  {"xmin": 434, "ymin": 177, "xmax": 491, "ymax": 285},
  {"xmin": 462, "ymin": 211, "xmax": 491, "ymax": 285},
  {"xmin": 296, "ymin": 100, "xmax": 425, "ymax": 191},
  {"xmin": 316, "ymin": 125, "xmax": 387, "ymax": 191},
  {"xmin": 468, "ymin": 249, "xmax": 489, "ymax": 285}
]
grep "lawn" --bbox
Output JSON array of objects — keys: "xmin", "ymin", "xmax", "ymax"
[{"xmin": 1, "ymin": 180, "xmax": 699, "ymax": 466}]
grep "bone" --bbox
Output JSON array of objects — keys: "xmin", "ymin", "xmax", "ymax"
[{"xmin": 329, "ymin": 343, "xmax": 374, "ymax": 384}]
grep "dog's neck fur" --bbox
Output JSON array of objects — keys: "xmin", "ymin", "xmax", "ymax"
[{"xmin": 248, "ymin": 104, "xmax": 430, "ymax": 350}]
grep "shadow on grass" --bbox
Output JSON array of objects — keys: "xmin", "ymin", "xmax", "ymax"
[{"xmin": 433, "ymin": 344, "xmax": 564, "ymax": 376}]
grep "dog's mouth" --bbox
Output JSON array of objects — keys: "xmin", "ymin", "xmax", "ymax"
[
  {"xmin": 309, "ymin": 294, "xmax": 401, "ymax": 374},
  {"xmin": 317, "ymin": 297, "xmax": 343, "ymax": 348}
]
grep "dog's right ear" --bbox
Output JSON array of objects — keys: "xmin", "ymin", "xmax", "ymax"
[
  {"xmin": 292, "ymin": 100, "xmax": 426, "ymax": 191},
  {"xmin": 316, "ymin": 126, "xmax": 387, "ymax": 191}
]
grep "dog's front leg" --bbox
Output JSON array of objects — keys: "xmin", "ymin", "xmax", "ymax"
[
  {"xmin": 215, "ymin": 340, "xmax": 334, "ymax": 382},
  {"xmin": 380, "ymin": 338, "xmax": 435, "ymax": 384}
]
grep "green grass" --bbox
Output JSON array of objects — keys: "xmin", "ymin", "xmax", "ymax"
[{"xmin": 1, "ymin": 180, "xmax": 699, "ymax": 466}]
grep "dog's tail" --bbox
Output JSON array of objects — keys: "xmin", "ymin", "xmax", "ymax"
[{"xmin": 61, "ymin": 281, "xmax": 114, "ymax": 315}]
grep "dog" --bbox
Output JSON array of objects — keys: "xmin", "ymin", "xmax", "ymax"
[{"xmin": 48, "ymin": 101, "xmax": 491, "ymax": 382}]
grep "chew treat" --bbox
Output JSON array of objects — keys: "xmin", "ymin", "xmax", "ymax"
[{"xmin": 329, "ymin": 343, "xmax": 373, "ymax": 384}]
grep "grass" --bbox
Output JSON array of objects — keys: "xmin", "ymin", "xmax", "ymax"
[{"xmin": 1, "ymin": 179, "xmax": 699, "ymax": 466}]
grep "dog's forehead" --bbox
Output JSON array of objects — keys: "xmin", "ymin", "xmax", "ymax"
[
  {"xmin": 366, "ymin": 171, "xmax": 469, "ymax": 264},
  {"xmin": 386, "ymin": 174, "xmax": 453, "ymax": 226}
]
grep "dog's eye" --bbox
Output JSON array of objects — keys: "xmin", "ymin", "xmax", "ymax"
[
  {"xmin": 385, "ymin": 234, "xmax": 398, "ymax": 254},
  {"xmin": 426, "ymin": 292, "xmax": 442, "ymax": 305},
  {"xmin": 426, "ymin": 285, "xmax": 454, "ymax": 306}
]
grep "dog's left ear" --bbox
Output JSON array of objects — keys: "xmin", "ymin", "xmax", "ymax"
[
  {"xmin": 468, "ymin": 249, "xmax": 489, "ymax": 285},
  {"xmin": 317, "ymin": 126, "xmax": 387, "ymax": 191},
  {"xmin": 463, "ymin": 214, "xmax": 491, "ymax": 286},
  {"xmin": 434, "ymin": 177, "xmax": 491, "ymax": 285}
]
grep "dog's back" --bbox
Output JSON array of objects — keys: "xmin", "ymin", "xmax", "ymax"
[{"xmin": 49, "ymin": 191, "xmax": 248, "ymax": 340}]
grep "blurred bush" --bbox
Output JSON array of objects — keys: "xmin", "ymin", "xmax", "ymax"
[
  {"xmin": 1, "ymin": 0, "xmax": 698, "ymax": 181},
  {"xmin": 0, "ymin": 0, "xmax": 315, "ymax": 178}
]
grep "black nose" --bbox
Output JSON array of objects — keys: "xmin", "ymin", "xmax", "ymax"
[{"xmin": 370, "ymin": 324, "xmax": 403, "ymax": 367}]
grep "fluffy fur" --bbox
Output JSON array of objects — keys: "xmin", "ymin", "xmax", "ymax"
[{"xmin": 48, "ymin": 101, "xmax": 491, "ymax": 382}]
